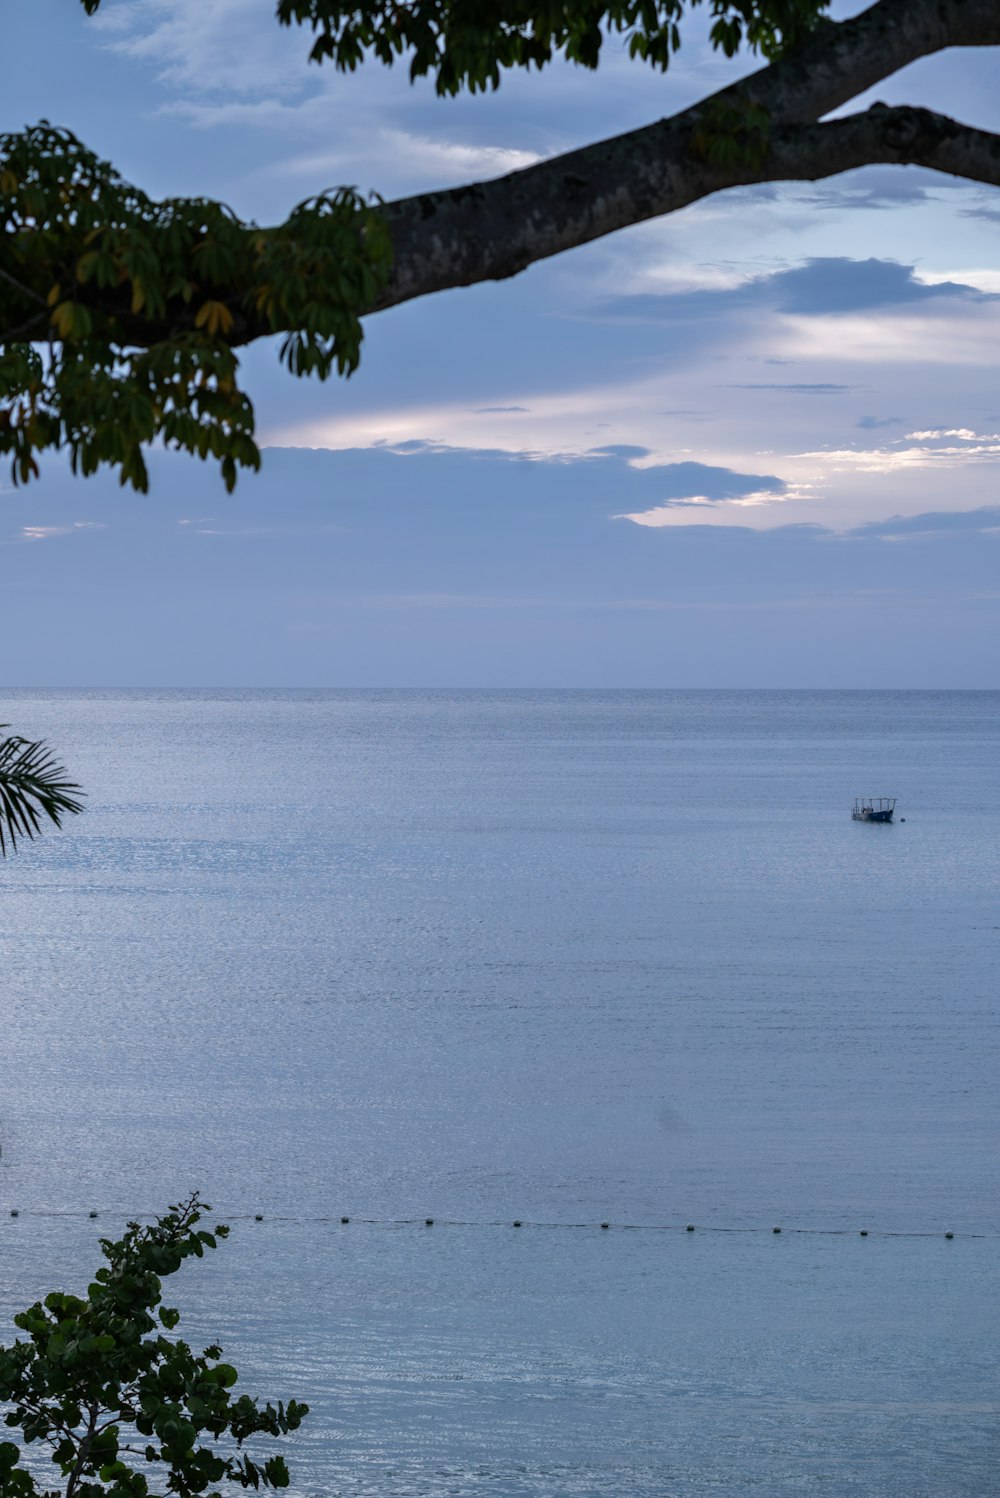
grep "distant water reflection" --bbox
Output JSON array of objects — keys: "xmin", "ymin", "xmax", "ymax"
[{"xmin": 1, "ymin": 690, "xmax": 998, "ymax": 1492}]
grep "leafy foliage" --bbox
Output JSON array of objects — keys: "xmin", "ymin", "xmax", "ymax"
[
  {"xmin": 0, "ymin": 1195, "xmax": 308, "ymax": 1498},
  {"xmin": 0, "ymin": 728, "xmax": 84, "ymax": 857},
  {"xmin": 0, "ymin": 125, "xmax": 392, "ymax": 491},
  {"xmin": 0, "ymin": 0, "xmax": 929, "ymax": 495},
  {"xmin": 275, "ymin": 0, "xmax": 829, "ymax": 92},
  {"xmin": 691, "ymin": 96, "xmax": 773, "ymax": 168}
]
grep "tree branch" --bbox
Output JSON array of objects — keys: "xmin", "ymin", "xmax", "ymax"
[
  {"xmin": 705, "ymin": 0, "xmax": 1000, "ymax": 126},
  {"xmin": 4, "ymin": 0, "xmax": 999, "ymax": 373},
  {"xmin": 783, "ymin": 104, "xmax": 1000, "ymax": 188},
  {"xmin": 373, "ymin": 104, "xmax": 1000, "ymax": 311},
  {"xmin": 64, "ymin": 1402, "xmax": 98, "ymax": 1498},
  {"xmin": 2, "ymin": 0, "xmax": 992, "ymax": 490},
  {"xmin": 365, "ymin": 0, "xmax": 1000, "ymax": 311},
  {"xmin": 36, "ymin": 0, "xmax": 1000, "ymax": 348}
]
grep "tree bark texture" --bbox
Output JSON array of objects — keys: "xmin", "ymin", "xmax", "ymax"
[{"xmin": 374, "ymin": 0, "xmax": 1000, "ymax": 313}]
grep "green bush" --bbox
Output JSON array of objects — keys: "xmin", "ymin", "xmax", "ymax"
[{"xmin": 0, "ymin": 1195, "xmax": 307, "ymax": 1497}]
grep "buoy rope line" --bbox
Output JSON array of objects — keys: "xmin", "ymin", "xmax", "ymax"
[{"xmin": 0, "ymin": 1209, "xmax": 985, "ymax": 1241}]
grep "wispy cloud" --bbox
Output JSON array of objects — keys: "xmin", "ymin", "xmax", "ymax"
[
  {"xmin": 617, "ymin": 483, "xmax": 820, "ymax": 528},
  {"xmin": 18, "ymin": 522, "xmax": 106, "ymax": 543},
  {"xmin": 777, "ymin": 308, "xmax": 1000, "ymax": 367},
  {"xmin": 267, "ymin": 130, "xmax": 541, "ymax": 181},
  {"xmin": 151, "ymin": 76, "xmax": 544, "ymax": 198},
  {"xmin": 727, "ymin": 382, "xmax": 857, "ymax": 394},
  {"xmin": 95, "ymin": 0, "xmax": 308, "ymax": 97},
  {"xmin": 795, "ymin": 428, "xmax": 1000, "ymax": 474},
  {"xmin": 919, "ymin": 268, "xmax": 1000, "ymax": 295},
  {"xmin": 848, "ymin": 507, "xmax": 1000, "ymax": 539},
  {"xmin": 906, "ymin": 428, "xmax": 994, "ymax": 441}
]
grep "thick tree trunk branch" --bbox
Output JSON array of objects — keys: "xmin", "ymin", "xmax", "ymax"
[
  {"xmin": 706, "ymin": 0, "xmax": 1000, "ymax": 126},
  {"xmin": 265, "ymin": 0, "xmax": 1000, "ymax": 328},
  {"xmin": 6, "ymin": 0, "xmax": 998, "ymax": 350},
  {"xmin": 374, "ymin": 104, "xmax": 1000, "ymax": 312},
  {"xmin": 4, "ymin": 0, "xmax": 998, "ymax": 490},
  {"xmin": 368, "ymin": 0, "xmax": 1000, "ymax": 313}
]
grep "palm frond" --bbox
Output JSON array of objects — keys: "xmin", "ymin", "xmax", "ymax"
[{"xmin": 0, "ymin": 726, "xmax": 85, "ymax": 856}]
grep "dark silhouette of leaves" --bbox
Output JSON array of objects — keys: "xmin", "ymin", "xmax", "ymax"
[{"xmin": 0, "ymin": 727, "xmax": 84, "ymax": 856}]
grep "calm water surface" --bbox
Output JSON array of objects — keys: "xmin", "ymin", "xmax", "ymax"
[{"xmin": 1, "ymin": 691, "xmax": 997, "ymax": 1494}]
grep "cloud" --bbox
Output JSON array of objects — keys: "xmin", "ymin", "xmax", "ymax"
[
  {"xmin": 95, "ymin": 0, "xmax": 309, "ymax": 97},
  {"xmin": 803, "ymin": 173, "xmax": 936, "ymax": 211},
  {"xmin": 17, "ymin": 522, "xmax": 106, "ymax": 543},
  {"xmin": 264, "ymin": 441, "xmax": 792, "ymax": 538},
  {"xmin": 263, "ymin": 244, "xmax": 1000, "ymax": 538},
  {"xmin": 917, "ymin": 268, "xmax": 1000, "ymax": 296},
  {"xmin": 763, "ymin": 257, "xmax": 985, "ymax": 314},
  {"xmin": 728, "ymin": 382, "xmax": 856, "ymax": 394},
  {"xmin": 580, "ymin": 256, "xmax": 1000, "ymax": 372},
  {"xmin": 778, "ymin": 310, "xmax": 1000, "ymax": 367},
  {"xmin": 159, "ymin": 96, "xmax": 543, "ymax": 195},
  {"xmin": 586, "ymin": 444, "xmax": 652, "ymax": 458},
  {"xmin": 10, "ymin": 443, "xmax": 1000, "ymax": 690},
  {"xmin": 794, "ymin": 428, "xmax": 1000, "ymax": 474},
  {"xmin": 618, "ymin": 480, "xmax": 826, "ymax": 529},
  {"xmin": 598, "ymin": 257, "xmax": 991, "ymax": 325},
  {"xmin": 848, "ymin": 507, "xmax": 1000, "ymax": 539},
  {"xmin": 248, "ymin": 126, "xmax": 541, "ymax": 187}
]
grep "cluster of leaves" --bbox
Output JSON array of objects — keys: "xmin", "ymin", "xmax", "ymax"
[
  {"xmin": 0, "ymin": 124, "xmax": 392, "ymax": 491},
  {"xmin": 274, "ymin": 0, "xmax": 831, "ymax": 93},
  {"xmin": 690, "ymin": 96, "xmax": 773, "ymax": 169},
  {"xmin": 0, "ymin": 728, "xmax": 84, "ymax": 857},
  {"xmin": 24, "ymin": 0, "xmax": 832, "ymax": 491},
  {"xmin": 0, "ymin": 1194, "xmax": 308, "ymax": 1498}
]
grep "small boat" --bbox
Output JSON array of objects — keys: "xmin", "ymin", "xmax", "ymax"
[{"xmin": 852, "ymin": 797, "xmax": 896, "ymax": 823}]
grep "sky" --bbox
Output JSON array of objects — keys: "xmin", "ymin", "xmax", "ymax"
[{"xmin": 3, "ymin": 0, "xmax": 999, "ymax": 686}]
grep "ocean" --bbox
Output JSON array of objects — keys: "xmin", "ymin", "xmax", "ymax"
[{"xmin": 1, "ymin": 690, "xmax": 998, "ymax": 1494}]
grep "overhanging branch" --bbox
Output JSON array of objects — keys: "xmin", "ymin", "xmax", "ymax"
[
  {"xmin": 374, "ymin": 104, "xmax": 1000, "ymax": 311},
  {"xmin": 19, "ymin": 0, "xmax": 998, "ymax": 344},
  {"xmin": 368, "ymin": 0, "xmax": 1000, "ymax": 310},
  {"xmin": 4, "ymin": 0, "xmax": 999, "ymax": 491}
]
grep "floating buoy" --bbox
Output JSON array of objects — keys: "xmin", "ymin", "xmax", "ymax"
[
  {"xmin": 425, "ymin": 1218, "xmax": 434, "ymax": 1226},
  {"xmin": 89, "ymin": 1210, "xmax": 98, "ymax": 1219},
  {"xmin": 600, "ymin": 1222, "xmax": 610, "ymax": 1230},
  {"xmin": 772, "ymin": 1226, "xmax": 781, "ymax": 1234},
  {"xmin": 254, "ymin": 1214, "xmax": 263, "ymax": 1222},
  {"xmin": 10, "ymin": 1209, "xmax": 18, "ymax": 1218},
  {"xmin": 859, "ymin": 1230, "xmax": 868, "ymax": 1237},
  {"xmin": 340, "ymin": 1216, "xmax": 350, "ymax": 1224},
  {"xmin": 513, "ymin": 1220, "xmax": 522, "ymax": 1228},
  {"xmin": 945, "ymin": 1231, "xmax": 954, "ymax": 1240},
  {"xmin": 686, "ymin": 1224, "xmax": 695, "ymax": 1232}
]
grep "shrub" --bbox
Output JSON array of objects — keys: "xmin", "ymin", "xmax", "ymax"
[{"xmin": 0, "ymin": 1194, "xmax": 307, "ymax": 1497}]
